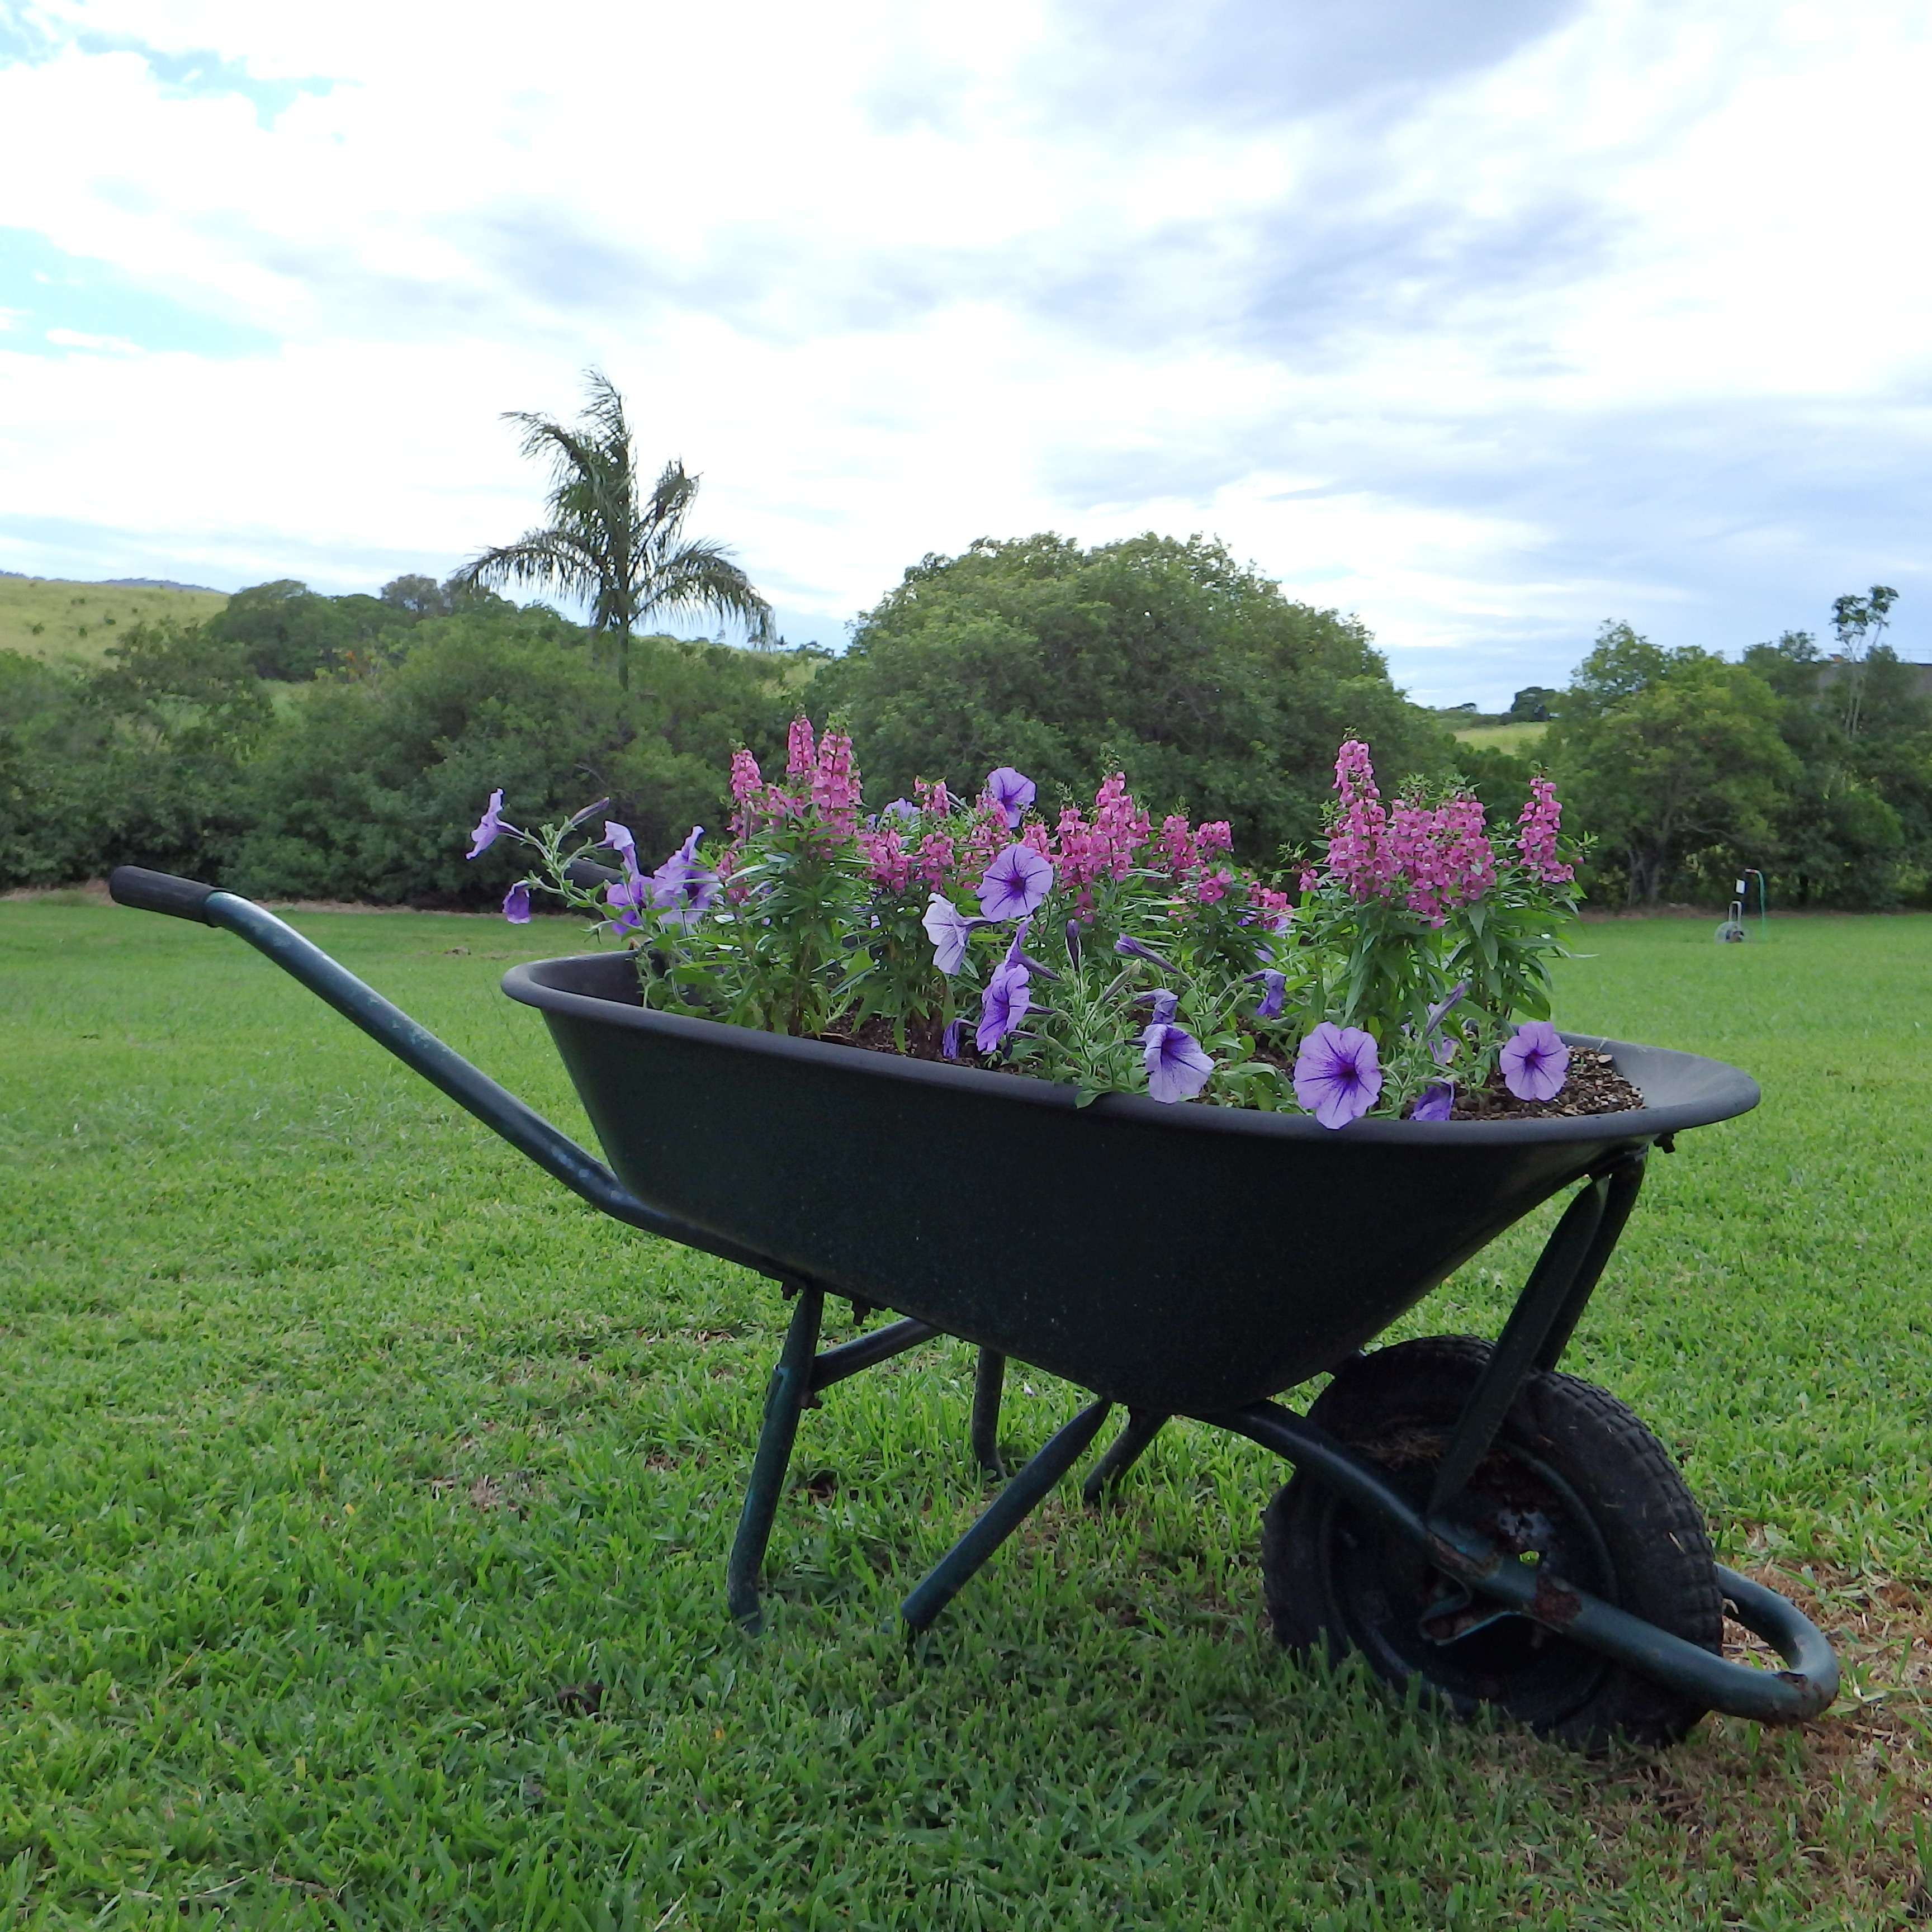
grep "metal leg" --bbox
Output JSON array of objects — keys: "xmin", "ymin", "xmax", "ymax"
[
  {"xmin": 1081, "ymin": 1409, "xmax": 1168, "ymax": 1505},
  {"xmin": 1425, "ymin": 1168, "xmax": 1631, "ymax": 1516},
  {"xmin": 902, "ymin": 1399, "xmax": 1112, "ymax": 1634},
  {"xmin": 970, "ymin": 1348, "xmax": 1007, "ymax": 1479},
  {"xmin": 726, "ymin": 1286, "xmax": 824, "ymax": 1632},
  {"xmin": 1533, "ymin": 1150, "xmax": 1647, "ymax": 1372}
]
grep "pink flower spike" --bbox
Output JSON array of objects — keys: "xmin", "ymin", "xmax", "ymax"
[
  {"xmin": 729, "ymin": 749, "xmax": 763, "ymax": 804},
  {"xmin": 785, "ymin": 714, "xmax": 816, "ymax": 777},
  {"xmin": 1500, "ymin": 1021, "xmax": 1569, "ymax": 1101}
]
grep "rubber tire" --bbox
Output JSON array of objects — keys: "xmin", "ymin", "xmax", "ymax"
[{"xmin": 1263, "ymin": 1336, "xmax": 1723, "ymax": 1753}]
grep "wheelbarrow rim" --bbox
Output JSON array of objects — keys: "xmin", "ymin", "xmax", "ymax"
[{"xmin": 503, "ymin": 954, "xmax": 1760, "ymax": 1148}]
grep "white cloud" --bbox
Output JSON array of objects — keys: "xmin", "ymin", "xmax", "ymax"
[{"xmin": 1, "ymin": 0, "xmax": 1929, "ymax": 703}]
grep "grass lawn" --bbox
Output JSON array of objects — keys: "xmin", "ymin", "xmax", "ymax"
[
  {"xmin": 2, "ymin": 899, "xmax": 1928, "ymax": 1928},
  {"xmin": 0, "ymin": 577, "xmax": 228, "ymax": 662},
  {"xmin": 1452, "ymin": 723, "xmax": 1549, "ymax": 752}
]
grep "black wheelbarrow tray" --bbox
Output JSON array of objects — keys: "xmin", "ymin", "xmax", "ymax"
[{"xmin": 108, "ymin": 866, "xmax": 1839, "ymax": 1751}]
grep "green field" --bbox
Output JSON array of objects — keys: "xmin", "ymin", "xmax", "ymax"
[
  {"xmin": 2, "ymin": 901, "xmax": 1928, "ymax": 1926},
  {"xmin": 1452, "ymin": 722, "xmax": 1549, "ymax": 752},
  {"xmin": 0, "ymin": 576, "xmax": 229, "ymax": 662}
]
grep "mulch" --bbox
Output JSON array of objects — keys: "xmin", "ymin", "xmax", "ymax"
[{"xmin": 1433, "ymin": 1045, "xmax": 1644, "ymax": 1121}]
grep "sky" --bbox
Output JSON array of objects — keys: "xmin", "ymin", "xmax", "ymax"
[{"xmin": 1, "ymin": 0, "xmax": 1928, "ymax": 707}]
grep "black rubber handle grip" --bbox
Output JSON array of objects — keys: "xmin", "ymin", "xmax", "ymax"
[{"xmin": 108, "ymin": 865, "xmax": 222, "ymax": 925}]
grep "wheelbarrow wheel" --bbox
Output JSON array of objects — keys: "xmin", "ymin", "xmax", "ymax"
[{"xmin": 1262, "ymin": 1336, "xmax": 1723, "ymax": 1752}]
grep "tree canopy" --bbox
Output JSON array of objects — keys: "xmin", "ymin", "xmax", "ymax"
[{"xmin": 815, "ymin": 532, "xmax": 1450, "ymax": 865}]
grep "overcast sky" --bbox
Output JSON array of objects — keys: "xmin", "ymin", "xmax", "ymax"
[{"xmin": 2, "ymin": 0, "xmax": 1928, "ymax": 705}]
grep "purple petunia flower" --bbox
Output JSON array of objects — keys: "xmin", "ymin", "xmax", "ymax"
[
  {"xmin": 923, "ymin": 894, "xmax": 981, "ymax": 974},
  {"xmin": 648, "ymin": 827, "xmax": 720, "ymax": 927},
  {"xmin": 1410, "ymin": 1079, "xmax": 1456, "ymax": 1121},
  {"xmin": 503, "ymin": 880, "xmax": 532, "ymax": 924},
  {"xmin": 975, "ymin": 960, "xmax": 1031, "ymax": 1053},
  {"xmin": 1500, "ymin": 1020, "xmax": 1569, "ymax": 1102},
  {"xmin": 978, "ymin": 842, "xmax": 1054, "ymax": 920},
  {"xmin": 604, "ymin": 820, "xmax": 641, "ymax": 878},
  {"xmin": 984, "ymin": 766, "xmax": 1037, "ymax": 829},
  {"xmin": 886, "ymin": 798, "xmax": 919, "ymax": 822},
  {"xmin": 604, "ymin": 874, "xmax": 648, "ymax": 934},
  {"xmin": 1138, "ymin": 987, "xmax": 1180, "ymax": 1025},
  {"xmin": 1251, "ymin": 969, "xmax": 1286, "ymax": 1021},
  {"xmin": 1142, "ymin": 1021, "xmax": 1214, "ymax": 1104},
  {"xmin": 1293, "ymin": 1022, "xmax": 1382, "ymax": 1129},
  {"xmin": 467, "ymin": 789, "xmax": 507, "ymax": 859},
  {"xmin": 941, "ymin": 1019, "xmax": 968, "ymax": 1059}
]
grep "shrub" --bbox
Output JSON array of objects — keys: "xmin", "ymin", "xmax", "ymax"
[{"xmin": 229, "ymin": 618, "xmax": 798, "ymax": 905}]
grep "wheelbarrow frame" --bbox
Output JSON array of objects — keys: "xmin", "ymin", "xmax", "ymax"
[{"xmin": 102, "ymin": 868, "xmax": 1840, "ymax": 1726}]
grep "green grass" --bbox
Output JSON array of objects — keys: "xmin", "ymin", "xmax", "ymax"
[
  {"xmin": 0, "ymin": 577, "xmax": 228, "ymax": 662},
  {"xmin": 1452, "ymin": 722, "xmax": 1548, "ymax": 751},
  {"xmin": 2, "ymin": 903, "xmax": 1928, "ymax": 1928}
]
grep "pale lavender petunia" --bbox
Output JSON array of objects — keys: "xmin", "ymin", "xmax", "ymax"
[
  {"xmin": 1138, "ymin": 987, "xmax": 1180, "ymax": 1026},
  {"xmin": 647, "ymin": 827, "xmax": 719, "ymax": 927},
  {"xmin": 1142, "ymin": 1021, "xmax": 1214, "ymax": 1103},
  {"xmin": 923, "ymin": 893, "xmax": 981, "ymax": 974},
  {"xmin": 1251, "ymin": 969, "xmax": 1286, "ymax": 1021},
  {"xmin": 503, "ymin": 880, "xmax": 532, "ymax": 924},
  {"xmin": 604, "ymin": 874, "xmax": 648, "ymax": 934},
  {"xmin": 604, "ymin": 820, "xmax": 641, "ymax": 878},
  {"xmin": 1293, "ymin": 1022, "xmax": 1382, "ymax": 1129},
  {"xmin": 1410, "ymin": 1079, "xmax": 1456, "ymax": 1121},
  {"xmin": 467, "ymin": 789, "xmax": 507, "ymax": 858},
  {"xmin": 978, "ymin": 842, "xmax": 1054, "ymax": 920},
  {"xmin": 975, "ymin": 960, "xmax": 1031, "ymax": 1053},
  {"xmin": 984, "ymin": 766, "xmax": 1037, "ymax": 828},
  {"xmin": 886, "ymin": 798, "xmax": 919, "ymax": 822},
  {"xmin": 1500, "ymin": 1020, "xmax": 1569, "ymax": 1101}
]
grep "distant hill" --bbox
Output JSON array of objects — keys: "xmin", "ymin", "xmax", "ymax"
[
  {"xmin": 100, "ymin": 576, "xmax": 224, "ymax": 593},
  {"xmin": 0, "ymin": 574, "xmax": 229, "ymax": 662}
]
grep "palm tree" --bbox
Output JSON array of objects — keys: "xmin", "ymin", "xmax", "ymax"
[{"xmin": 458, "ymin": 370, "xmax": 773, "ymax": 689}]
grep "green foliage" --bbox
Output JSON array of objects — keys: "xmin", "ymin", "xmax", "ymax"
[
  {"xmin": 0, "ymin": 622, "xmax": 271, "ymax": 887},
  {"xmin": 1549, "ymin": 617, "xmax": 1931, "ymax": 907},
  {"xmin": 1451, "ymin": 741, "xmax": 1535, "ymax": 823},
  {"xmin": 1507, "ymin": 685, "xmax": 1560, "ymax": 723},
  {"xmin": 231, "ymin": 619, "xmax": 797, "ymax": 905},
  {"xmin": 204, "ymin": 574, "xmax": 519, "ymax": 680},
  {"xmin": 2, "ymin": 905, "xmax": 1928, "ymax": 1924},
  {"xmin": 816, "ymin": 533, "xmax": 1452, "ymax": 864},
  {"xmin": 1548, "ymin": 624, "xmax": 1800, "ymax": 905}
]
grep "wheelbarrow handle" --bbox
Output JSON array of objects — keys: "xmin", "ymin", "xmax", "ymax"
[
  {"xmin": 107, "ymin": 865, "xmax": 224, "ymax": 925},
  {"xmin": 105, "ymin": 868, "xmax": 776, "ymax": 1277}
]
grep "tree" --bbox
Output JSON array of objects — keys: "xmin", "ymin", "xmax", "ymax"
[
  {"xmin": 1829, "ymin": 584, "xmax": 1898, "ymax": 739},
  {"xmin": 1742, "ymin": 628, "xmax": 1929, "ymax": 906},
  {"xmin": 815, "ymin": 532, "xmax": 1451, "ymax": 863},
  {"xmin": 1547, "ymin": 623, "xmax": 1797, "ymax": 905},
  {"xmin": 1506, "ymin": 685, "xmax": 1560, "ymax": 723},
  {"xmin": 456, "ymin": 370, "xmax": 772, "ymax": 691}
]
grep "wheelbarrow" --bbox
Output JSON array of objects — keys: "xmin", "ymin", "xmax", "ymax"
[{"xmin": 106, "ymin": 866, "xmax": 1839, "ymax": 1751}]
